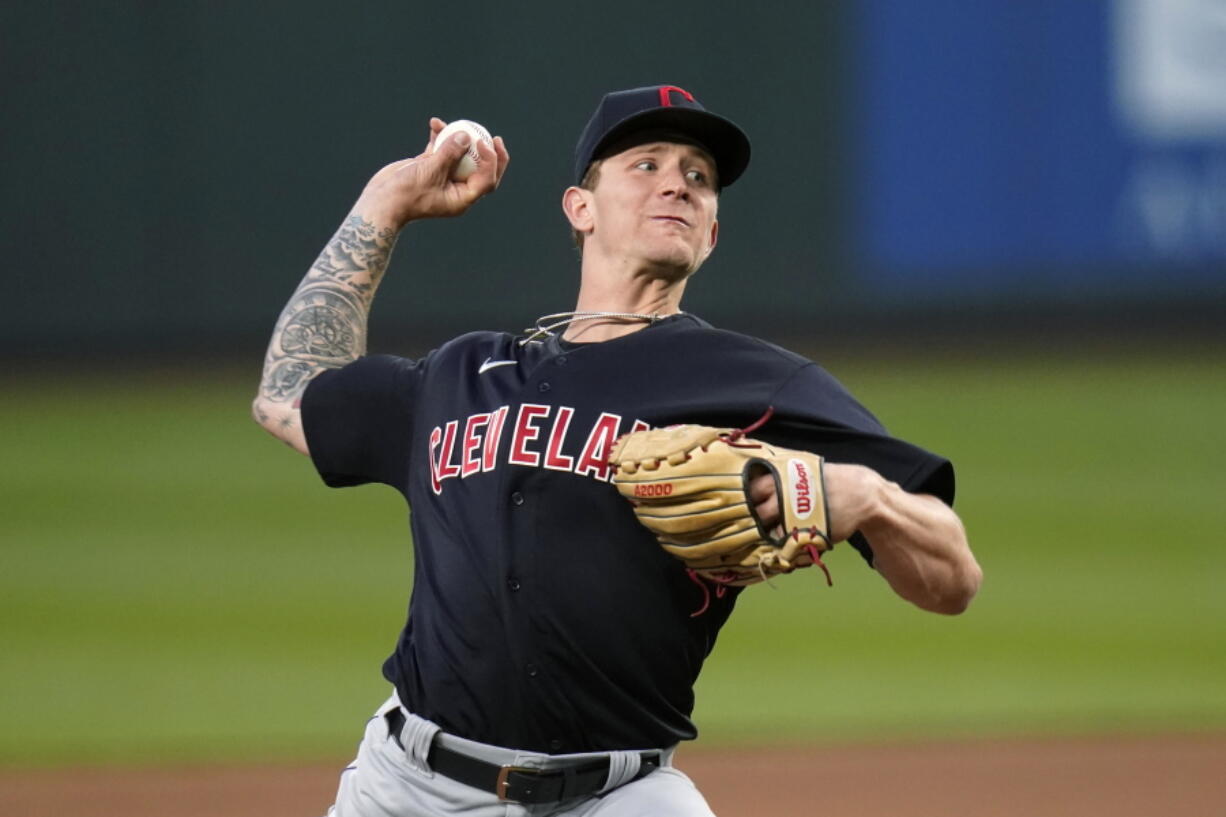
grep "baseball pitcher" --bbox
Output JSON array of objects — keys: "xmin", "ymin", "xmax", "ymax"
[{"xmin": 253, "ymin": 85, "xmax": 982, "ymax": 817}]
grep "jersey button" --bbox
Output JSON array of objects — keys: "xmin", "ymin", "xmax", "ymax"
[
  {"xmin": 526, "ymin": 663, "xmax": 539, "ymax": 678},
  {"xmin": 511, "ymin": 492, "xmax": 524, "ymax": 506},
  {"xmin": 555, "ymin": 356, "xmax": 568, "ymax": 366},
  {"xmin": 538, "ymin": 381, "xmax": 551, "ymax": 393},
  {"xmin": 549, "ymin": 739, "xmax": 563, "ymax": 752},
  {"xmin": 507, "ymin": 577, "xmax": 521, "ymax": 591}
]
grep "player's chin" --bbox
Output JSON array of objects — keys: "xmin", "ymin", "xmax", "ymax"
[{"xmin": 644, "ymin": 241, "xmax": 703, "ymax": 276}]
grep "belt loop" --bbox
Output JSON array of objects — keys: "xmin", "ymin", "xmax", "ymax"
[
  {"xmin": 599, "ymin": 750, "xmax": 641, "ymax": 793},
  {"xmin": 398, "ymin": 709, "xmax": 441, "ymax": 775}
]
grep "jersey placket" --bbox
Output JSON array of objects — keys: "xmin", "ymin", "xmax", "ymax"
[{"xmin": 498, "ymin": 348, "xmax": 579, "ymax": 751}]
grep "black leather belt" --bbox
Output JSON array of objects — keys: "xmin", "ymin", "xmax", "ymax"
[{"xmin": 385, "ymin": 708, "xmax": 660, "ymax": 804}]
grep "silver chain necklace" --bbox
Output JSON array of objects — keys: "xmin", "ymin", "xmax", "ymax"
[{"xmin": 518, "ymin": 311, "xmax": 681, "ymax": 346}]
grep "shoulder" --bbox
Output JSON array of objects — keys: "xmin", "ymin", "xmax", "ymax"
[
  {"xmin": 655, "ymin": 314, "xmax": 812, "ymax": 369},
  {"xmin": 668, "ymin": 318, "xmax": 885, "ymax": 434},
  {"xmin": 388, "ymin": 330, "xmax": 527, "ymax": 373},
  {"xmin": 437, "ymin": 329, "xmax": 516, "ymax": 351},
  {"xmin": 430, "ymin": 330, "xmax": 515, "ymax": 359},
  {"xmin": 304, "ymin": 330, "xmax": 515, "ymax": 396}
]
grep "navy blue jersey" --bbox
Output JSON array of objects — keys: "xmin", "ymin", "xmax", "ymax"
[{"xmin": 301, "ymin": 314, "xmax": 953, "ymax": 753}]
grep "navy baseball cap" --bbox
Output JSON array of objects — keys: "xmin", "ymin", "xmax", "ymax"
[{"xmin": 574, "ymin": 85, "xmax": 751, "ymax": 189}]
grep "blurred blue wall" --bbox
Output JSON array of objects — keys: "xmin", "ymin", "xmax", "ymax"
[{"xmin": 849, "ymin": 0, "xmax": 1226, "ymax": 305}]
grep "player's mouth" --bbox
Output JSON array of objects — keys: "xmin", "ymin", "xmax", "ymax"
[{"xmin": 650, "ymin": 215, "xmax": 690, "ymax": 227}]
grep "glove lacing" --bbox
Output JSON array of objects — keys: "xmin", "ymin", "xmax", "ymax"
[{"xmin": 684, "ymin": 544, "xmax": 832, "ymax": 617}]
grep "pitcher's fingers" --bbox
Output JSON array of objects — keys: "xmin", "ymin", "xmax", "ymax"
[
  {"xmin": 465, "ymin": 136, "xmax": 500, "ymax": 192},
  {"xmin": 493, "ymin": 136, "xmax": 510, "ymax": 186},
  {"xmin": 749, "ymin": 472, "xmax": 779, "ymax": 526},
  {"xmin": 426, "ymin": 117, "xmax": 447, "ymax": 151},
  {"xmin": 748, "ymin": 472, "xmax": 775, "ymax": 502},
  {"xmin": 754, "ymin": 495, "xmax": 780, "ymax": 528}
]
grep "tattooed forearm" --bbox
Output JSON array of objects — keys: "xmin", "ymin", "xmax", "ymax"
[
  {"xmin": 259, "ymin": 214, "xmax": 399, "ymax": 404},
  {"xmin": 308, "ymin": 215, "xmax": 399, "ymax": 301}
]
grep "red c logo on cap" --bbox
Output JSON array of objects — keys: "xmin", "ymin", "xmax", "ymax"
[{"xmin": 658, "ymin": 86, "xmax": 695, "ymax": 107}]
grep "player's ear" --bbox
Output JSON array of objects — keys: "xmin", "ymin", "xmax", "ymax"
[{"xmin": 562, "ymin": 186, "xmax": 595, "ymax": 235}]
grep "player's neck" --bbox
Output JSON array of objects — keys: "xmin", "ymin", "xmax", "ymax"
[{"xmin": 565, "ymin": 264, "xmax": 686, "ymax": 342}]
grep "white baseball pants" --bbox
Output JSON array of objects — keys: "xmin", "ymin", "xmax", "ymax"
[{"xmin": 324, "ymin": 692, "xmax": 717, "ymax": 817}]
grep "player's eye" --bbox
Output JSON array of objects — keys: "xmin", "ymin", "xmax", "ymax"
[
  {"xmin": 685, "ymin": 168, "xmax": 709, "ymax": 185},
  {"xmin": 634, "ymin": 160, "xmax": 657, "ymax": 171}
]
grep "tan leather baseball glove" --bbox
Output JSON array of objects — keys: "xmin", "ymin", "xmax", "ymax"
[{"xmin": 609, "ymin": 415, "xmax": 833, "ymax": 595}]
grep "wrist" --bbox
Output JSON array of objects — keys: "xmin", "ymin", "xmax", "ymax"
[
  {"xmin": 824, "ymin": 462, "xmax": 888, "ymax": 543},
  {"xmin": 351, "ymin": 193, "xmax": 414, "ymax": 233}
]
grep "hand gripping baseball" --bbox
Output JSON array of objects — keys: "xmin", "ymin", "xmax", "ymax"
[
  {"xmin": 609, "ymin": 411, "xmax": 834, "ymax": 594},
  {"xmin": 353, "ymin": 118, "xmax": 509, "ymax": 228}
]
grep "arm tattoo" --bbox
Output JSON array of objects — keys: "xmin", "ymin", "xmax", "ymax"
[
  {"xmin": 260, "ymin": 214, "xmax": 398, "ymax": 403},
  {"xmin": 279, "ymin": 286, "xmax": 364, "ymax": 359},
  {"xmin": 310, "ymin": 216, "xmax": 396, "ymax": 298}
]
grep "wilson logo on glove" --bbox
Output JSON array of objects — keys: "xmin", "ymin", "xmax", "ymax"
[{"xmin": 788, "ymin": 458, "xmax": 814, "ymax": 517}]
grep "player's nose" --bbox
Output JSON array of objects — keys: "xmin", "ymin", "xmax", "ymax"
[{"xmin": 656, "ymin": 168, "xmax": 691, "ymax": 200}]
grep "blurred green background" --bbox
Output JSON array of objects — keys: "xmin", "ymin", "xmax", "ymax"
[{"xmin": 3, "ymin": 349, "xmax": 1224, "ymax": 767}]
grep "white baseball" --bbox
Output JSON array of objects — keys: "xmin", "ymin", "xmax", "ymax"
[{"xmin": 432, "ymin": 119, "xmax": 494, "ymax": 181}]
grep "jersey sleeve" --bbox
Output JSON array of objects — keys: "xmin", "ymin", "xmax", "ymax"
[
  {"xmin": 300, "ymin": 353, "xmax": 424, "ymax": 492},
  {"xmin": 765, "ymin": 363, "xmax": 956, "ymax": 565}
]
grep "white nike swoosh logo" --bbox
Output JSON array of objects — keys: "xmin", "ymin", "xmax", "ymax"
[{"xmin": 478, "ymin": 358, "xmax": 517, "ymax": 374}]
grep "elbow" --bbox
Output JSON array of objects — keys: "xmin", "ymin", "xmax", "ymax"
[
  {"xmin": 931, "ymin": 558, "xmax": 983, "ymax": 616},
  {"xmin": 932, "ymin": 516, "xmax": 982, "ymax": 615},
  {"xmin": 251, "ymin": 395, "xmax": 278, "ymax": 433},
  {"xmin": 251, "ymin": 394, "xmax": 311, "ymax": 456},
  {"xmin": 251, "ymin": 395, "xmax": 267, "ymax": 427}
]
